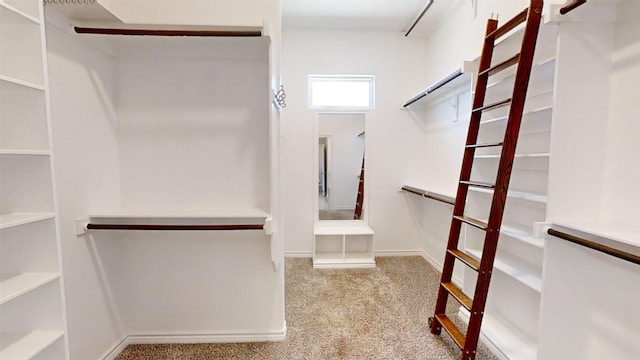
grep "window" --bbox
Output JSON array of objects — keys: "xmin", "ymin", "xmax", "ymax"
[{"xmin": 309, "ymin": 75, "xmax": 375, "ymax": 109}]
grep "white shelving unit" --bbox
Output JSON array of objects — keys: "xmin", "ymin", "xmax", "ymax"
[
  {"xmin": 458, "ymin": 22, "xmax": 558, "ymax": 360},
  {"xmin": 0, "ymin": 0, "xmax": 68, "ymax": 359},
  {"xmin": 313, "ymin": 224, "xmax": 375, "ymax": 269}
]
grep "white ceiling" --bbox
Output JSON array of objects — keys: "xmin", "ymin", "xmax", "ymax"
[{"xmin": 281, "ymin": 0, "xmax": 464, "ymax": 33}]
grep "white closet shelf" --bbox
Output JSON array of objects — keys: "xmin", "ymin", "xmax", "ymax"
[
  {"xmin": 0, "ymin": 150, "xmax": 50, "ymax": 156},
  {"xmin": 501, "ymin": 225, "xmax": 544, "ymax": 248},
  {"xmin": 0, "ymin": 272, "xmax": 60, "ymax": 305},
  {"xmin": 465, "ymin": 248, "xmax": 542, "ymax": 292},
  {"xmin": 474, "ymin": 152, "xmax": 549, "ymax": 159},
  {"xmin": 404, "ymin": 61, "xmax": 475, "ymax": 108},
  {"xmin": 0, "ymin": 213, "xmax": 55, "ymax": 230},
  {"xmin": 459, "ymin": 309, "xmax": 537, "ymax": 360},
  {"xmin": 480, "ymin": 105, "xmax": 553, "ymax": 125},
  {"xmin": 314, "ymin": 223, "xmax": 374, "ymax": 235},
  {"xmin": 0, "ymin": 75, "xmax": 45, "ymax": 91},
  {"xmin": 551, "ymin": 220, "xmax": 640, "ymax": 250},
  {"xmin": 0, "ymin": 330, "xmax": 64, "ymax": 360},
  {"xmin": 468, "ymin": 187, "xmax": 547, "ymax": 203},
  {"xmin": 486, "ymin": 56, "xmax": 556, "ymax": 91},
  {"xmin": 0, "ymin": 1, "xmax": 40, "ymax": 25},
  {"xmin": 89, "ymin": 206, "xmax": 270, "ymax": 220},
  {"xmin": 84, "ymin": 207, "xmax": 272, "ymax": 233}
]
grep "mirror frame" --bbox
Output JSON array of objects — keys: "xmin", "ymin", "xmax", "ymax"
[{"xmin": 313, "ymin": 111, "xmax": 369, "ymax": 225}]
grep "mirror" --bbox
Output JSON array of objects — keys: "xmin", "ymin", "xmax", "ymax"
[{"xmin": 317, "ymin": 113, "xmax": 366, "ymax": 221}]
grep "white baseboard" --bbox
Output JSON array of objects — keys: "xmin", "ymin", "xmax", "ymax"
[
  {"xmin": 284, "ymin": 251, "xmax": 313, "ymax": 258},
  {"xmin": 374, "ymin": 249, "xmax": 424, "ymax": 257},
  {"xmin": 102, "ymin": 323, "xmax": 287, "ymax": 359},
  {"xmin": 101, "ymin": 337, "xmax": 130, "ymax": 360}
]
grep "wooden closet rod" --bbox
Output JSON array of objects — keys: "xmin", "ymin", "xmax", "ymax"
[
  {"xmin": 559, "ymin": 0, "xmax": 587, "ymax": 15},
  {"xmin": 74, "ymin": 27, "xmax": 262, "ymax": 37},
  {"xmin": 86, "ymin": 223, "xmax": 264, "ymax": 231},
  {"xmin": 547, "ymin": 228, "xmax": 640, "ymax": 266},
  {"xmin": 405, "ymin": 0, "xmax": 434, "ymax": 37}
]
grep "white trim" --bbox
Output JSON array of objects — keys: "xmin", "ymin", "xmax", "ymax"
[
  {"xmin": 128, "ymin": 324, "xmax": 287, "ymax": 344},
  {"xmin": 308, "ymin": 74, "xmax": 375, "ymax": 110},
  {"xmin": 101, "ymin": 337, "xmax": 130, "ymax": 360},
  {"xmin": 285, "ymin": 251, "xmax": 313, "ymax": 258},
  {"xmin": 102, "ymin": 324, "xmax": 287, "ymax": 359},
  {"xmin": 374, "ymin": 250, "xmax": 424, "ymax": 257}
]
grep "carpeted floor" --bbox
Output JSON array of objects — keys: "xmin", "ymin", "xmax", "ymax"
[{"xmin": 116, "ymin": 257, "xmax": 498, "ymax": 359}]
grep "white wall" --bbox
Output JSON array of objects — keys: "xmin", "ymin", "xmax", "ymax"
[
  {"xmin": 107, "ymin": 38, "xmax": 284, "ymax": 337},
  {"xmin": 46, "ymin": 22, "xmax": 125, "ymax": 360},
  {"xmin": 281, "ymin": 29, "xmax": 432, "ymax": 255},
  {"xmin": 603, "ymin": 1, "xmax": 640, "ymax": 225}
]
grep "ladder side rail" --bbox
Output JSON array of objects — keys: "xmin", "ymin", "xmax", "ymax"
[
  {"xmin": 463, "ymin": 1, "xmax": 544, "ymax": 357},
  {"xmin": 431, "ymin": 18, "xmax": 499, "ymax": 332}
]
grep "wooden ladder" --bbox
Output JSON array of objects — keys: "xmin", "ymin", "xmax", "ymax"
[
  {"xmin": 354, "ymin": 156, "xmax": 365, "ymax": 220},
  {"xmin": 429, "ymin": 1, "xmax": 543, "ymax": 359}
]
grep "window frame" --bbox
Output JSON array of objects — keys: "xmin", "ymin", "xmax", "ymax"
[{"xmin": 308, "ymin": 74, "xmax": 376, "ymax": 110}]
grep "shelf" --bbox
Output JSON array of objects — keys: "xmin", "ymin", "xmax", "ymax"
[
  {"xmin": 468, "ymin": 187, "xmax": 547, "ymax": 204},
  {"xmin": 313, "ymin": 257, "xmax": 376, "ymax": 269},
  {"xmin": 0, "ymin": 272, "xmax": 60, "ymax": 305},
  {"xmin": 480, "ymin": 105, "xmax": 553, "ymax": 125},
  {"xmin": 0, "ymin": 331, "xmax": 64, "ymax": 360},
  {"xmin": 0, "ymin": 150, "xmax": 50, "ymax": 156},
  {"xmin": 459, "ymin": 309, "xmax": 537, "ymax": 360},
  {"xmin": 0, "ymin": 213, "xmax": 55, "ymax": 230},
  {"xmin": 474, "ymin": 152, "xmax": 549, "ymax": 159},
  {"xmin": 0, "ymin": 75, "xmax": 45, "ymax": 91},
  {"xmin": 314, "ymin": 224, "xmax": 374, "ymax": 236},
  {"xmin": 313, "ymin": 224, "xmax": 375, "ymax": 269},
  {"xmin": 501, "ymin": 225, "xmax": 544, "ymax": 248},
  {"xmin": 486, "ymin": 55, "xmax": 556, "ymax": 91},
  {"xmin": 551, "ymin": 220, "xmax": 640, "ymax": 251},
  {"xmin": 89, "ymin": 206, "xmax": 270, "ymax": 220},
  {"xmin": 0, "ymin": 1, "xmax": 40, "ymax": 25},
  {"xmin": 0, "ymin": 7, "xmax": 45, "ymax": 86},
  {"xmin": 466, "ymin": 248, "xmax": 542, "ymax": 292},
  {"xmin": 404, "ymin": 61, "xmax": 475, "ymax": 108},
  {"xmin": 88, "ymin": 207, "xmax": 270, "ymax": 226}
]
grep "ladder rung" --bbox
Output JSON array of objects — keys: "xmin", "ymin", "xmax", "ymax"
[
  {"xmin": 442, "ymin": 282, "xmax": 472, "ymax": 310},
  {"xmin": 472, "ymin": 98, "xmax": 512, "ymax": 113},
  {"xmin": 479, "ymin": 53, "xmax": 520, "ymax": 77},
  {"xmin": 486, "ymin": 8, "xmax": 528, "ymax": 40},
  {"xmin": 448, "ymin": 249, "xmax": 480, "ymax": 271},
  {"xmin": 465, "ymin": 142, "xmax": 503, "ymax": 149},
  {"xmin": 434, "ymin": 314, "xmax": 466, "ymax": 349},
  {"xmin": 453, "ymin": 215, "xmax": 488, "ymax": 230},
  {"xmin": 460, "ymin": 180, "xmax": 495, "ymax": 189}
]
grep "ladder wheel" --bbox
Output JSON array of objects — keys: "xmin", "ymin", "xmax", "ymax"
[{"xmin": 428, "ymin": 317, "xmax": 433, "ymax": 327}]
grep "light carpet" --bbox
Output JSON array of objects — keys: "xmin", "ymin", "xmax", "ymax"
[{"xmin": 116, "ymin": 257, "xmax": 499, "ymax": 359}]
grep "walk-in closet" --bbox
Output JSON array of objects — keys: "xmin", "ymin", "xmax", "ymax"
[{"xmin": 1, "ymin": 1, "xmax": 638, "ymax": 359}]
